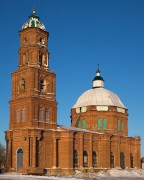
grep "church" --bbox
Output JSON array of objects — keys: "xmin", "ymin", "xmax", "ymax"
[{"xmin": 5, "ymin": 9, "xmax": 141, "ymax": 175}]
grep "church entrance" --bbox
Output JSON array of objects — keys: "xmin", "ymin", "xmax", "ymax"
[{"xmin": 17, "ymin": 148, "xmax": 23, "ymax": 171}]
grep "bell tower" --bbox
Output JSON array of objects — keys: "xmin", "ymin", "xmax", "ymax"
[
  {"xmin": 8, "ymin": 9, "xmax": 57, "ymax": 130},
  {"xmin": 5, "ymin": 9, "xmax": 58, "ymax": 173}
]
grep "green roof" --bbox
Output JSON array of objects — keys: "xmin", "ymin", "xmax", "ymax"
[{"xmin": 93, "ymin": 76, "xmax": 104, "ymax": 81}]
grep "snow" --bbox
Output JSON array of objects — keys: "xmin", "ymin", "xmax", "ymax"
[{"xmin": 1, "ymin": 169, "xmax": 144, "ymax": 180}]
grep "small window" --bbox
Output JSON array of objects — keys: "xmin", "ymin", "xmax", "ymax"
[
  {"xmin": 17, "ymin": 109, "xmax": 20, "ymax": 122},
  {"xmin": 98, "ymin": 118, "xmax": 101, "ymax": 130},
  {"xmin": 45, "ymin": 108, "xmax": 49, "ymax": 122},
  {"xmin": 22, "ymin": 108, "xmax": 26, "ymax": 122},
  {"xmin": 38, "ymin": 107, "xmax": 42, "ymax": 122},
  {"xmin": 76, "ymin": 108, "xmax": 80, "ymax": 113}
]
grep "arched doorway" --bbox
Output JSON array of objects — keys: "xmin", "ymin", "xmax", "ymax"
[
  {"xmin": 17, "ymin": 148, "xmax": 23, "ymax": 171},
  {"xmin": 130, "ymin": 153, "xmax": 134, "ymax": 168},
  {"xmin": 120, "ymin": 152, "xmax": 125, "ymax": 169}
]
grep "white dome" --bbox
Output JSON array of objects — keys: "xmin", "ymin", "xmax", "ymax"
[{"xmin": 73, "ymin": 87, "xmax": 126, "ymax": 109}]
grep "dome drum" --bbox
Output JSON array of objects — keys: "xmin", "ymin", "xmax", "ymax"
[
  {"xmin": 74, "ymin": 105, "xmax": 127, "ymax": 114},
  {"xmin": 71, "ymin": 69, "xmax": 128, "ymax": 136},
  {"xmin": 71, "ymin": 105, "xmax": 128, "ymax": 136}
]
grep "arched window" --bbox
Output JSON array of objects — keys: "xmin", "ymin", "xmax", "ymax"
[
  {"xmin": 40, "ymin": 80, "xmax": 44, "ymax": 92},
  {"xmin": 22, "ymin": 54, "xmax": 26, "ymax": 65},
  {"xmin": 130, "ymin": 153, "xmax": 134, "ymax": 168},
  {"xmin": 45, "ymin": 108, "xmax": 49, "ymax": 122},
  {"xmin": 38, "ymin": 107, "xmax": 42, "ymax": 122},
  {"xmin": 120, "ymin": 152, "xmax": 125, "ymax": 169},
  {"xmin": 103, "ymin": 118, "xmax": 107, "ymax": 130},
  {"xmin": 98, "ymin": 118, "xmax": 101, "ymax": 130},
  {"xmin": 17, "ymin": 109, "xmax": 20, "ymax": 122},
  {"xmin": 92, "ymin": 151, "xmax": 97, "ymax": 168},
  {"xmin": 73, "ymin": 150, "xmax": 78, "ymax": 168},
  {"xmin": 83, "ymin": 151, "xmax": 88, "ymax": 167},
  {"xmin": 39, "ymin": 36, "xmax": 42, "ymax": 43},
  {"xmin": 22, "ymin": 108, "xmax": 26, "ymax": 122},
  {"xmin": 17, "ymin": 148, "xmax": 23, "ymax": 171},
  {"xmin": 20, "ymin": 79, "xmax": 25, "ymax": 91},
  {"xmin": 42, "ymin": 54, "xmax": 45, "ymax": 65},
  {"xmin": 110, "ymin": 152, "xmax": 114, "ymax": 168}
]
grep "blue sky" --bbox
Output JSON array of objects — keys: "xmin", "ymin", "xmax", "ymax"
[{"xmin": 0, "ymin": 0, "xmax": 144, "ymax": 156}]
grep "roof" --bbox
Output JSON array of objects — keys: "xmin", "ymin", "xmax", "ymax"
[
  {"xmin": 22, "ymin": 9, "xmax": 46, "ymax": 31},
  {"xmin": 93, "ymin": 75, "xmax": 104, "ymax": 81},
  {"xmin": 57, "ymin": 125, "xmax": 104, "ymax": 134},
  {"xmin": 73, "ymin": 87, "xmax": 126, "ymax": 109}
]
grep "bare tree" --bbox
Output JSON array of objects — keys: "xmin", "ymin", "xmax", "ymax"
[{"xmin": 0, "ymin": 142, "xmax": 6, "ymax": 168}]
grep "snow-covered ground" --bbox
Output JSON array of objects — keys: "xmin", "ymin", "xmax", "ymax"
[{"xmin": 1, "ymin": 169, "xmax": 144, "ymax": 180}]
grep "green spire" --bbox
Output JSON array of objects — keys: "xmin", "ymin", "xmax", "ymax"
[{"xmin": 29, "ymin": 8, "xmax": 39, "ymax": 20}]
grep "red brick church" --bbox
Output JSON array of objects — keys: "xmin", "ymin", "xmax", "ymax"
[{"xmin": 5, "ymin": 9, "xmax": 141, "ymax": 175}]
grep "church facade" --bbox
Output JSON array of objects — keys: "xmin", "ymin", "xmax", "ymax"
[{"xmin": 5, "ymin": 9, "xmax": 141, "ymax": 175}]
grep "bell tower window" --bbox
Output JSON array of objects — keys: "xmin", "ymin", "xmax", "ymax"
[
  {"xmin": 23, "ymin": 37, "xmax": 27, "ymax": 44},
  {"xmin": 40, "ymin": 79, "xmax": 46, "ymax": 92},
  {"xmin": 22, "ymin": 54, "xmax": 26, "ymax": 65},
  {"xmin": 39, "ymin": 36, "xmax": 42, "ymax": 43},
  {"xmin": 20, "ymin": 79, "xmax": 25, "ymax": 92},
  {"xmin": 40, "ymin": 80, "xmax": 44, "ymax": 92},
  {"xmin": 17, "ymin": 109, "xmax": 20, "ymax": 122}
]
